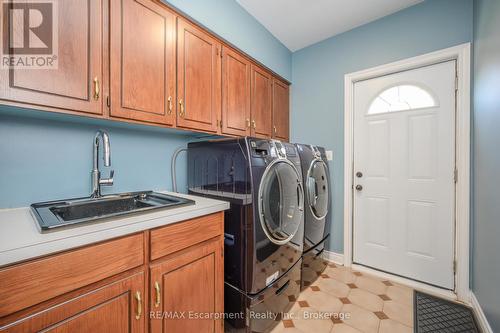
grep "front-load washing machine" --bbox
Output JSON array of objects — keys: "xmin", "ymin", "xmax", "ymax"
[
  {"xmin": 188, "ymin": 137, "xmax": 304, "ymax": 333},
  {"xmin": 295, "ymin": 144, "xmax": 331, "ymax": 289}
]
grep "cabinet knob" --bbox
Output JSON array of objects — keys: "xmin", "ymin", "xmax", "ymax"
[
  {"xmin": 273, "ymin": 126, "xmax": 277, "ymax": 134},
  {"xmin": 246, "ymin": 118, "xmax": 251, "ymax": 129},
  {"xmin": 252, "ymin": 120, "xmax": 256, "ymax": 129}
]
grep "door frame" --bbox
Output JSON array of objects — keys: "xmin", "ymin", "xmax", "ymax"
[{"xmin": 343, "ymin": 43, "xmax": 471, "ymax": 303}]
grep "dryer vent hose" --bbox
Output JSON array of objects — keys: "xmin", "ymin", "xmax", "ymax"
[{"xmin": 171, "ymin": 147, "xmax": 187, "ymax": 193}]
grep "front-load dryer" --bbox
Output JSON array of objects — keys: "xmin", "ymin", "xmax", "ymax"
[
  {"xmin": 188, "ymin": 137, "xmax": 304, "ymax": 333},
  {"xmin": 295, "ymin": 144, "xmax": 331, "ymax": 289}
]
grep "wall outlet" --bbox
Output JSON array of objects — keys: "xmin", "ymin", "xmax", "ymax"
[{"xmin": 326, "ymin": 150, "xmax": 333, "ymax": 161}]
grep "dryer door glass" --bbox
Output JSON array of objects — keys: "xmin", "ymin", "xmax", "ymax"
[
  {"xmin": 307, "ymin": 160, "xmax": 329, "ymax": 220},
  {"xmin": 260, "ymin": 161, "xmax": 304, "ymax": 245}
]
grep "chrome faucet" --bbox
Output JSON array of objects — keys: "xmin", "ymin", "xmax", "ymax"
[{"xmin": 91, "ymin": 130, "xmax": 114, "ymax": 198}]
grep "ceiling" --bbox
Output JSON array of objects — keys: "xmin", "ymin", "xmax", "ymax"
[{"xmin": 236, "ymin": 0, "xmax": 424, "ymax": 52}]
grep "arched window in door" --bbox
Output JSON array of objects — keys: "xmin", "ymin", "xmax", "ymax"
[{"xmin": 368, "ymin": 84, "xmax": 437, "ymax": 115}]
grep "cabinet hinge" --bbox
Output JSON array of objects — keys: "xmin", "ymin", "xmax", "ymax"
[
  {"xmin": 220, "ymin": 119, "xmax": 223, "ymax": 128},
  {"xmin": 455, "ymin": 74, "xmax": 459, "ymax": 92},
  {"xmin": 106, "ymin": 96, "xmax": 110, "ymax": 108},
  {"xmin": 453, "ymin": 260, "xmax": 457, "ymax": 274},
  {"xmin": 454, "ymin": 168, "xmax": 458, "ymax": 183}
]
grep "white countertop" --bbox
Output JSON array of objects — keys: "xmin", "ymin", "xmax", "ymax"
[{"xmin": 0, "ymin": 192, "xmax": 229, "ymax": 268}]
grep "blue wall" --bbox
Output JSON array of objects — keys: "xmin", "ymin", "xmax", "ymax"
[
  {"xmin": 163, "ymin": 0, "xmax": 292, "ymax": 81},
  {"xmin": 472, "ymin": 0, "xmax": 500, "ymax": 330},
  {"xmin": 0, "ymin": 110, "xmax": 196, "ymax": 208},
  {"xmin": 0, "ymin": 0, "xmax": 291, "ymax": 208},
  {"xmin": 291, "ymin": 0, "xmax": 474, "ymax": 253}
]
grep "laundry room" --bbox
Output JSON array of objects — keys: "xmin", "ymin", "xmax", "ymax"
[{"xmin": 0, "ymin": 0, "xmax": 498, "ymax": 332}]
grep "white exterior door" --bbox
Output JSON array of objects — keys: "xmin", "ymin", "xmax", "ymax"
[{"xmin": 353, "ymin": 61, "xmax": 456, "ymax": 289}]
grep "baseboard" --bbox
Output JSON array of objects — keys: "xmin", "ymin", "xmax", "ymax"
[
  {"xmin": 323, "ymin": 250, "xmax": 344, "ymax": 265},
  {"xmin": 471, "ymin": 292, "xmax": 494, "ymax": 333}
]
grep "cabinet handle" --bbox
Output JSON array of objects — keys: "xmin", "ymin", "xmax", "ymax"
[
  {"xmin": 135, "ymin": 291, "xmax": 142, "ymax": 320},
  {"xmin": 93, "ymin": 77, "xmax": 100, "ymax": 101},
  {"xmin": 246, "ymin": 119, "xmax": 251, "ymax": 129},
  {"xmin": 179, "ymin": 99, "xmax": 185, "ymax": 117},
  {"xmin": 154, "ymin": 281, "xmax": 161, "ymax": 308},
  {"xmin": 167, "ymin": 96, "xmax": 173, "ymax": 115},
  {"xmin": 273, "ymin": 126, "xmax": 277, "ymax": 134},
  {"xmin": 251, "ymin": 120, "xmax": 256, "ymax": 129}
]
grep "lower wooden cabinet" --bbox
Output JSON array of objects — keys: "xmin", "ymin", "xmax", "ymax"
[
  {"xmin": 0, "ymin": 212, "xmax": 224, "ymax": 333},
  {"xmin": 150, "ymin": 237, "xmax": 224, "ymax": 333},
  {"xmin": 0, "ymin": 272, "xmax": 145, "ymax": 333}
]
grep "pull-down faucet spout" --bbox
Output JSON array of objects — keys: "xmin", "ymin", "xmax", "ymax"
[{"xmin": 91, "ymin": 130, "xmax": 114, "ymax": 198}]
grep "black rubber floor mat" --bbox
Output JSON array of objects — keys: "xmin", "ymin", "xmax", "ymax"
[{"xmin": 414, "ymin": 291, "xmax": 480, "ymax": 332}]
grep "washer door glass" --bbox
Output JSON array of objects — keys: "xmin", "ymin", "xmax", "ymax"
[
  {"xmin": 307, "ymin": 160, "xmax": 329, "ymax": 219},
  {"xmin": 260, "ymin": 161, "xmax": 303, "ymax": 244}
]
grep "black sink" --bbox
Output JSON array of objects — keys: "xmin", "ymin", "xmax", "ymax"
[{"xmin": 31, "ymin": 191, "xmax": 195, "ymax": 232}]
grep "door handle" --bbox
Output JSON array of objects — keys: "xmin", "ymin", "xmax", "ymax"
[
  {"xmin": 135, "ymin": 291, "xmax": 142, "ymax": 320},
  {"xmin": 93, "ymin": 77, "xmax": 100, "ymax": 101},
  {"xmin": 154, "ymin": 281, "xmax": 161, "ymax": 308},
  {"xmin": 355, "ymin": 185, "xmax": 363, "ymax": 191},
  {"xmin": 179, "ymin": 99, "xmax": 185, "ymax": 117},
  {"xmin": 307, "ymin": 177, "xmax": 317, "ymax": 206},
  {"xmin": 167, "ymin": 96, "xmax": 173, "ymax": 115}
]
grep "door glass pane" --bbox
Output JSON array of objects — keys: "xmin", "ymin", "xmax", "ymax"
[
  {"xmin": 261, "ymin": 162, "xmax": 302, "ymax": 243},
  {"xmin": 368, "ymin": 85, "xmax": 437, "ymax": 115},
  {"xmin": 308, "ymin": 160, "xmax": 329, "ymax": 219}
]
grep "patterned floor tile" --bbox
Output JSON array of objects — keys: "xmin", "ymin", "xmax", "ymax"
[
  {"xmin": 348, "ymin": 288, "xmax": 385, "ymax": 312},
  {"xmin": 385, "ymin": 285, "xmax": 413, "ymax": 307},
  {"xmin": 341, "ymin": 304, "xmax": 381, "ymax": 333},
  {"xmin": 316, "ymin": 276, "xmax": 351, "ymax": 298},
  {"xmin": 383, "ymin": 300, "xmax": 413, "ymax": 327},
  {"xmin": 378, "ymin": 319, "xmax": 412, "ymax": 333},
  {"xmin": 331, "ymin": 323, "xmax": 363, "ymax": 333},
  {"xmin": 354, "ymin": 276, "xmax": 388, "ymax": 295},
  {"xmin": 271, "ymin": 264, "xmax": 416, "ymax": 333}
]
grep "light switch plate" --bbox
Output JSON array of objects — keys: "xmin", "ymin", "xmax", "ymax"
[{"xmin": 326, "ymin": 150, "xmax": 333, "ymax": 161}]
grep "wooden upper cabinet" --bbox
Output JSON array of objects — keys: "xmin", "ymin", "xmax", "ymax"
[
  {"xmin": 0, "ymin": 273, "xmax": 145, "ymax": 333},
  {"xmin": 250, "ymin": 65, "xmax": 273, "ymax": 138},
  {"xmin": 0, "ymin": 0, "xmax": 103, "ymax": 115},
  {"xmin": 110, "ymin": 0, "xmax": 176, "ymax": 125},
  {"xmin": 150, "ymin": 238, "xmax": 223, "ymax": 333},
  {"xmin": 221, "ymin": 47, "xmax": 251, "ymax": 136},
  {"xmin": 272, "ymin": 78, "xmax": 290, "ymax": 141},
  {"xmin": 177, "ymin": 18, "xmax": 221, "ymax": 133}
]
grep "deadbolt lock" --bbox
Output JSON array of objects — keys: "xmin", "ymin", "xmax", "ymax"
[{"xmin": 356, "ymin": 171, "xmax": 363, "ymax": 178}]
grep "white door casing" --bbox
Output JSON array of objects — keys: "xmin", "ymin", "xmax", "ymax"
[
  {"xmin": 352, "ymin": 61, "xmax": 456, "ymax": 289},
  {"xmin": 344, "ymin": 43, "xmax": 471, "ymax": 302}
]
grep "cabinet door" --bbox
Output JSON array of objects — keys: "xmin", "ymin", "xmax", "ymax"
[
  {"xmin": 150, "ymin": 238, "xmax": 224, "ymax": 333},
  {"xmin": 0, "ymin": 273, "xmax": 145, "ymax": 333},
  {"xmin": 251, "ymin": 65, "xmax": 273, "ymax": 138},
  {"xmin": 221, "ymin": 47, "xmax": 251, "ymax": 136},
  {"xmin": 177, "ymin": 18, "xmax": 221, "ymax": 133},
  {"xmin": 272, "ymin": 78, "xmax": 290, "ymax": 141},
  {"xmin": 110, "ymin": 0, "xmax": 176, "ymax": 125},
  {"xmin": 0, "ymin": 0, "xmax": 102, "ymax": 115}
]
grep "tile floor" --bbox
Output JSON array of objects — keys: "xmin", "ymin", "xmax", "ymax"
[{"xmin": 272, "ymin": 263, "xmax": 414, "ymax": 333}]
